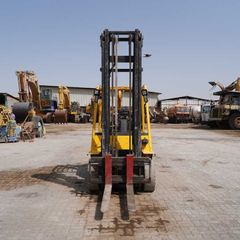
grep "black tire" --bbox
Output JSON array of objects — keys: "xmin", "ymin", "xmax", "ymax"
[
  {"xmin": 87, "ymin": 165, "xmax": 100, "ymax": 193},
  {"xmin": 88, "ymin": 182, "xmax": 99, "ymax": 193},
  {"xmin": 87, "ymin": 174, "xmax": 99, "ymax": 193},
  {"xmin": 228, "ymin": 113, "xmax": 240, "ymax": 130},
  {"xmin": 144, "ymin": 161, "xmax": 156, "ymax": 192}
]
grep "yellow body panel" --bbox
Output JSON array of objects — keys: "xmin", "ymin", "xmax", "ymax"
[
  {"xmin": 90, "ymin": 85, "xmax": 154, "ymax": 156},
  {"xmin": 91, "ymin": 134, "xmax": 153, "ymax": 155}
]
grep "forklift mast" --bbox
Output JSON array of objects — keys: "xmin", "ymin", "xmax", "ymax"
[
  {"xmin": 100, "ymin": 29, "xmax": 143, "ymax": 157},
  {"xmin": 89, "ymin": 30, "xmax": 155, "ymax": 213}
]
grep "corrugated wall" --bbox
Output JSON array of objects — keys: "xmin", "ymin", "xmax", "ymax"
[
  {"xmin": 161, "ymin": 99, "xmax": 211, "ymax": 109},
  {"xmin": 40, "ymin": 86, "xmax": 159, "ymax": 107}
]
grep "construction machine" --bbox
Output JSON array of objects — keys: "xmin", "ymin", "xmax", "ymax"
[
  {"xmin": 12, "ymin": 71, "xmax": 45, "ymax": 137},
  {"xmin": 149, "ymin": 101, "xmax": 169, "ymax": 123},
  {"xmin": 54, "ymin": 85, "xmax": 70, "ymax": 123},
  {"xmin": 0, "ymin": 94, "xmax": 20, "ymax": 142},
  {"xmin": 40, "ymin": 88, "xmax": 58, "ymax": 123},
  {"xmin": 54, "ymin": 85, "xmax": 82, "ymax": 123},
  {"xmin": 166, "ymin": 104, "xmax": 190, "ymax": 123},
  {"xmin": 208, "ymin": 77, "xmax": 240, "ymax": 129},
  {"xmin": 88, "ymin": 29, "xmax": 155, "ymax": 214}
]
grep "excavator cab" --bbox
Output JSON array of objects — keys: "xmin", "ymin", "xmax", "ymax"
[{"xmin": 88, "ymin": 30, "xmax": 155, "ymax": 213}]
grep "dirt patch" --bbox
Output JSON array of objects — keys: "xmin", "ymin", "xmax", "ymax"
[
  {"xmin": 0, "ymin": 166, "xmax": 54, "ymax": 191},
  {"xmin": 209, "ymin": 184, "xmax": 223, "ymax": 189},
  {"xmin": 173, "ymin": 186, "xmax": 189, "ymax": 192},
  {"xmin": 88, "ymin": 201, "xmax": 169, "ymax": 237},
  {"xmin": 161, "ymin": 165, "xmax": 171, "ymax": 168},
  {"xmin": 202, "ymin": 159, "xmax": 211, "ymax": 166},
  {"xmin": 45, "ymin": 123, "xmax": 91, "ymax": 135},
  {"xmin": 172, "ymin": 158, "xmax": 185, "ymax": 162},
  {"xmin": 217, "ymin": 161, "xmax": 229, "ymax": 164}
]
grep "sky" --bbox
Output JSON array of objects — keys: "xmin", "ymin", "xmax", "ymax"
[{"xmin": 1, "ymin": 0, "xmax": 240, "ymax": 99}]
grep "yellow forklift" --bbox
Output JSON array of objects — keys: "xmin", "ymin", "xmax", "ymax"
[{"xmin": 88, "ymin": 30, "xmax": 155, "ymax": 213}]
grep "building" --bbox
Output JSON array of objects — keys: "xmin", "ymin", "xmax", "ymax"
[
  {"xmin": 0, "ymin": 93, "xmax": 19, "ymax": 108},
  {"xmin": 40, "ymin": 85, "xmax": 161, "ymax": 107},
  {"xmin": 159, "ymin": 95, "xmax": 212, "ymax": 109}
]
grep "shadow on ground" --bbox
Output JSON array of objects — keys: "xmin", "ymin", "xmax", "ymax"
[
  {"xmin": 31, "ymin": 164, "xmax": 170, "ymax": 236},
  {"xmin": 32, "ymin": 163, "xmax": 132, "ymax": 220}
]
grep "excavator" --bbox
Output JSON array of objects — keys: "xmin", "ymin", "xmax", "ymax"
[
  {"xmin": 54, "ymin": 85, "xmax": 91, "ymax": 123},
  {"xmin": 12, "ymin": 71, "xmax": 45, "ymax": 137},
  {"xmin": 54, "ymin": 85, "xmax": 80, "ymax": 123},
  {"xmin": 88, "ymin": 29, "xmax": 155, "ymax": 214},
  {"xmin": 208, "ymin": 77, "xmax": 240, "ymax": 129},
  {"xmin": 54, "ymin": 85, "xmax": 70, "ymax": 123},
  {"xmin": 0, "ymin": 96, "xmax": 19, "ymax": 142}
]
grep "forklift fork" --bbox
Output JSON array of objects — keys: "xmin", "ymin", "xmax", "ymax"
[
  {"xmin": 100, "ymin": 154, "xmax": 136, "ymax": 213},
  {"xmin": 100, "ymin": 154, "xmax": 112, "ymax": 213},
  {"xmin": 126, "ymin": 154, "xmax": 136, "ymax": 212}
]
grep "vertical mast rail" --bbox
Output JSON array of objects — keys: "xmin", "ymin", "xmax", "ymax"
[
  {"xmin": 128, "ymin": 34, "xmax": 132, "ymax": 153},
  {"xmin": 114, "ymin": 35, "xmax": 118, "ymax": 157},
  {"xmin": 101, "ymin": 30, "xmax": 110, "ymax": 155}
]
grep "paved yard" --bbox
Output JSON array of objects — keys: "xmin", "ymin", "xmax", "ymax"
[{"xmin": 0, "ymin": 124, "xmax": 240, "ymax": 240}]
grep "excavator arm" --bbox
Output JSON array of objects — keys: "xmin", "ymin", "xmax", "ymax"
[
  {"xmin": 225, "ymin": 77, "xmax": 240, "ymax": 91},
  {"xmin": 54, "ymin": 85, "xmax": 71, "ymax": 123},
  {"xmin": 209, "ymin": 77, "xmax": 240, "ymax": 92},
  {"xmin": 16, "ymin": 71, "xmax": 42, "ymax": 110},
  {"xmin": 58, "ymin": 86, "xmax": 71, "ymax": 110}
]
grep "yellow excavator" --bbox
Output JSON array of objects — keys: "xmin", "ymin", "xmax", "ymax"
[
  {"xmin": 54, "ymin": 85, "xmax": 79, "ymax": 123},
  {"xmin": 54, "ymin": 86, "xmax": 70, "ymax": 123},
  {"xmin": 12, "ymin": 71, "xmax": 45, "ymax": 137}
]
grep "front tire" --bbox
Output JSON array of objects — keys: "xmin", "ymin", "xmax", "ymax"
[
  {"xmin": 143, "ymin": 161, "xmax": 156, "ymax": 192},
  {"xmin": 229, "ymin": 113, "xmax": 240, "ymax": 130}
]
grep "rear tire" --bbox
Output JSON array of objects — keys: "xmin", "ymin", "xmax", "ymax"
[
  {"xmin": 229, "ymin": 113, "xmax": 240, "ymax": 130},
  {"xmin": 87, "ymin": 175, "xmax": 99, "ymax": 193},
  {"xmin": 144, "ymin": 161, "xmax": 156, "ymax": 192},
  {"xmin": 87, "ymin": 167, "xmax": 99, "ymax": 193}
]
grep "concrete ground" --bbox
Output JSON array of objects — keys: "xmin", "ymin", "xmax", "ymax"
[{"xmin": 0, "ymin": 124, "xmax": 240, "ymax": 240}]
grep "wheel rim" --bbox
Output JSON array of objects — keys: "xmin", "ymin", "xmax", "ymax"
[{"xmin": 234, "ymin": 117, "xmax": 240, "ymax": 128}]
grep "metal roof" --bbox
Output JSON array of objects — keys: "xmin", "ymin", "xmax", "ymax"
[
  {"xmin": 39, "ymin": 84, "xmax": 161, "ymax": 95},
  {"xmin": 0, "ymin": 92, "xmax": 19, "ymax": 101},
  {"xmin": 159, "ymin": 95, "xmax": 211, "ymax": 102}
]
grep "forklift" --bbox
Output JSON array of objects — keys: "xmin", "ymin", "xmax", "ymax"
[{"xmin": 88, "ymin": 30, "xmax": 155, "ymax": 213}]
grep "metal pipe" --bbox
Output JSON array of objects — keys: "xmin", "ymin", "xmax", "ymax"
[
  {"xmin": 101, "ymin": 29, "xmax": 110, "ymax": 155},
  {"xmin": 111, "ymin": 35, "xmax": 115, "ymax": 154},
  {"xmin": 128, "ymin": 34, "xmax": 132, "ymax": 153},
  {"xmin": 114, "ymin": 35, "xmax": 118, "ymax": 157}
]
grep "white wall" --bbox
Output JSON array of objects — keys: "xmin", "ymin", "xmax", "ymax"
[
  {"xmin": 40, "ymin": 86, "xmax": 159, "ymax": 107},
  {"xmin": 161, "ymin": 99, "xmax": 211, "ymax": 109}
]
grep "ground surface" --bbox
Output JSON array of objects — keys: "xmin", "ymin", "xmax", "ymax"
[{"xmin": 0, "ymin": 123, "xmax": 240, "ymax": 240}]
